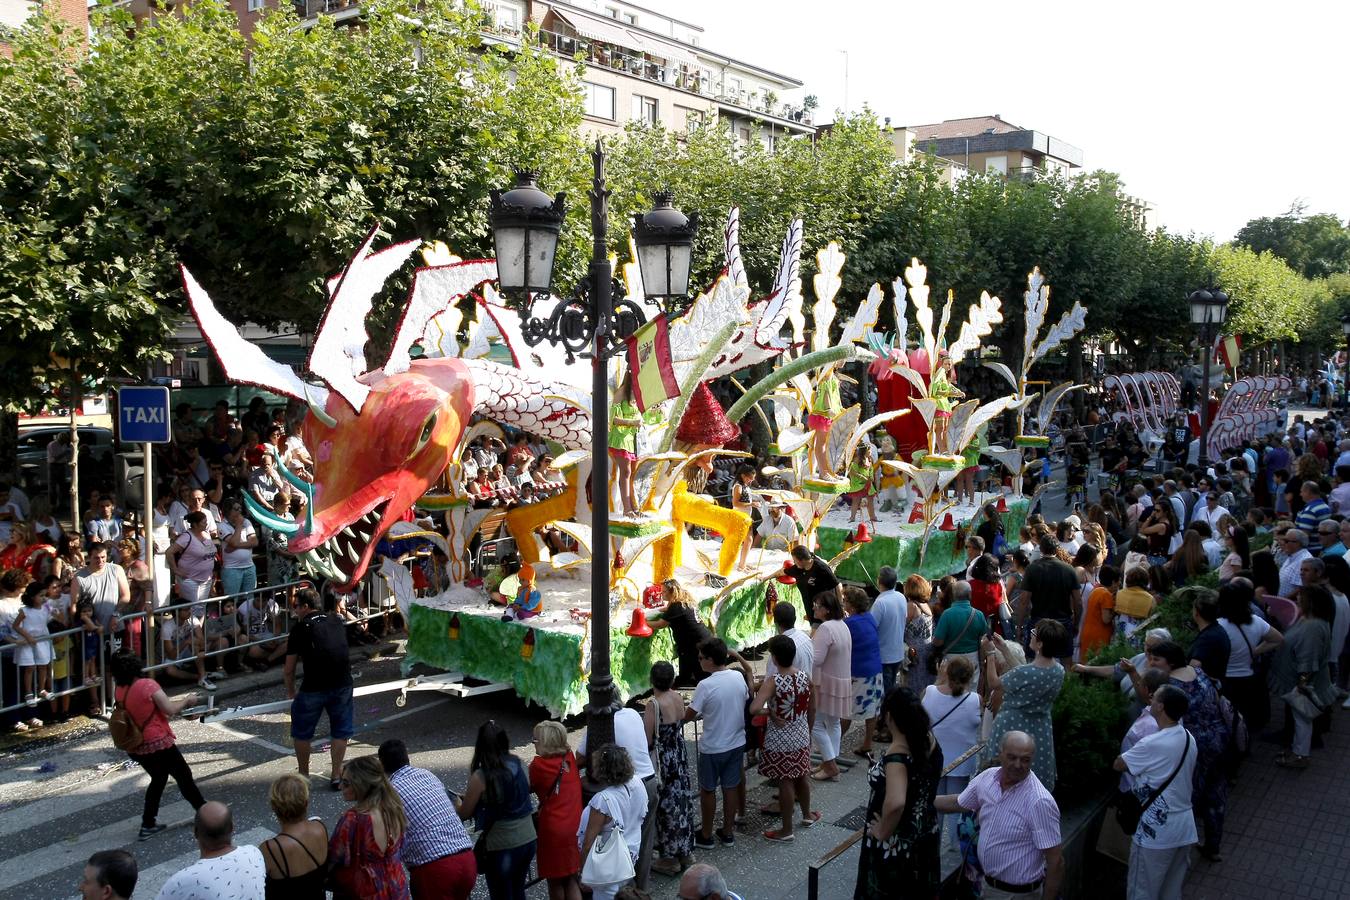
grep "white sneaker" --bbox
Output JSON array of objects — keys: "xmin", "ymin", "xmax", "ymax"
[
  {"xmin": 1343, "ymin": 695, "xmax": 1350, "ymax": 710},
  {"xmin": 198, "ymin": 678, "xmax": 218, "ymax": 692}
]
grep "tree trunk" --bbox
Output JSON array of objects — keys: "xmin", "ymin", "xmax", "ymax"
[
  {"xmin": 0, "ymin": 411, "xmax": 15, "ymax": 481},
  {"xmin": 1068, "ymin": 334, "xmax": 1086, "ymax": 419}
]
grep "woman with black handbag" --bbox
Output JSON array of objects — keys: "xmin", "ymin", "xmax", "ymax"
[
  {"xmin": 454, "ymin": 721, "xmax": 537, "ymax": 900},
  {"xmin": 1268, "ymin": 584, "xmax": 1337, "ymax": 770}
]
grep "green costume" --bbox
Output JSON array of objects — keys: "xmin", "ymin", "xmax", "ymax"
[
  {"xmin": 811, "ymin": 374, "xmax": 842, "ymax": 418},
  {"xmin": 608, "ymin": 399, "xmax": 641, "ymax": 453},
  {"xmin": 929, "ymin": 366, "xmax": 957, "ymax": 413}
]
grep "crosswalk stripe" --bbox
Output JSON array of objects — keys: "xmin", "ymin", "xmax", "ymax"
[
  {"xmin": 0, "ymin": 765, "xmax": 148, "ymax": 840},
  {"xmin": 62, "ymin": 827, "xmax": 274, "ymax": 900},
  {"xmin": 0, "ymin": 799, "xmax": 197, "ymax": 892}
]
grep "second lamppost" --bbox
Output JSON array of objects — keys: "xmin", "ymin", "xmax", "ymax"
[
  {"xmin": 1188, "ymin": 287, "xmax": 1229, "ymax": 468},
  {"xmin": 489, "ymin": 141, "xmax": 697, "ymax": 749}
]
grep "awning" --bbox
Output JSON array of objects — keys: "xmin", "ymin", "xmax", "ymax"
[{"xmin": 548, "ymin": 5, "xmax": 697, "ymax": 68}]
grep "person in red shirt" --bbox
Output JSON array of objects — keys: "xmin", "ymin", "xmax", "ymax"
[{"xmin": 968, "ymin": 553, "xmax": 1007, "ymax": 632}]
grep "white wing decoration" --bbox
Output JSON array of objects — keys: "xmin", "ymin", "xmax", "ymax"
[
  {"xmin": 826, "ymin": 404, "xmax": 861, "ymax": 470},
  {"xmin": 383, "ymin": 259, "xmax": 498, "ymax": 374},
  {"xmin": 843, "ymin": 410, "xmax": 910, "ymax": 465},
  {"xmin": 1021, "ymin": 267, "xmax": 1049, "ymax": 372},
  {"xmin": 891, "ymin": 365, "xmax": 931, "ymax": 402},
  {"xmin": 670, "ymin": 276, "xmax": 753, "ymax": 377},
  {"xmin": 552, "ymin": 521, "xmax": 594, "ymax": 559},
  {"xmin": 1036, "ymin": 382, "xmax": 1086, "ymax": 433},
  {"xmin": 724, "ymin": 206, "xmax": 748, "ymax": 290},
  {"xmin": 983, "ymin": 361, "xmax": 1020, "ymax": 393},
  {"xmin": 891, "ymin": 276, "xmax": 909, "ymax": 354},
  {"xmin": 892, "ymin": 461, "xmax": 940, "ymax": 501},
  {"xmin": 905, "ymin": 259, "xmax": 935, "ymax": 366},
  {"xmin": 947, "ymin": 291, "xmax": 1004, "ymax": 365},
  {"xmin": 958, "ymin": 395, "xmax": 1027, "ymax": 450},
  {"xmin": 944, "ymin": 400, "xmax": 979, "ymax": 455},
  {"xmin": 774, "ymin": 425, "xmax": 813, "ymax": 455},
  {"xmin": 181, "ymin": 265, "xmax": 331, "ymax": 411},
  {"xmin": 755, "ymin": 218, "xmax": 803, "ymax": 349},
  {"xmin": 378, "ymin": 557, "xmax": 416, "ymax": 622},
  {"xmin": 474, "ymin": 285, "xmax": 587, "ymax": 387},
  {"xmin": 308, "ymin": 229, "xmax": 420, "ymax": 412},
  {"xmin": 1032, "ymin": 301, "xmax": 1088, "ymax": 364},
  {"xmin": 911, "ymin": 397, "xmax": 939, "ymax": 429},
  {"xmin": 811, "ymin": 243, "xmax": 846, "ymax": 355},
  {"xmin": 984, "ymin": 445, "xmax": 1025, "ymax": 475}
]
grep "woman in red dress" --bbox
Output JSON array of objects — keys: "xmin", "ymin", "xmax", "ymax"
[
  {"xmin": 329, "ymin": 755, "xmax": 410, "ymax": 900},
  {"xmin": 529, "ymin": 721, "xmax": 583, "ymax": 900}
]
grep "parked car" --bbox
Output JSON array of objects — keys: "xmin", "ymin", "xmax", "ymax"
[{"xmin": 15, "ymin": 425, "xmax": 116, "ymax": 496}]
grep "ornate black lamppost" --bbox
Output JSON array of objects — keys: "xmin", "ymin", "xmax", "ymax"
[{"xmin": 1188, "ymin": 287, "xmax": 1229, "ymax": 468}]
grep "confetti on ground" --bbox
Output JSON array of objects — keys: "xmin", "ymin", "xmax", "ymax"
[{"xmin": 37, "ymin": 761, "xmax": 57, "ymax": 773}]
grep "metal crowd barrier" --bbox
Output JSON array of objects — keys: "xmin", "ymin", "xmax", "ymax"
[{"xmin": 0, "ymin": 574, "xmax": 399, "ymax": 720}]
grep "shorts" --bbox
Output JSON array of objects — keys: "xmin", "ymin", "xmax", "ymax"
[
  {"xmin": 697, "ymin": 746, "xmax": 745, "ymax": 790},
  {"xmin": 807, "ymin": 414, "xmax": 833, "ymax": 434},
  {"xmin": 608, "ymin": 447, "xmax": 637, "ymax": 462},
  {"xmin": 83, "ymin": 632, "xmax": 101, "ymax": 661},
  {"xmin": 290, "ymin": 684, "xmax": 355, "ymax": 741}
]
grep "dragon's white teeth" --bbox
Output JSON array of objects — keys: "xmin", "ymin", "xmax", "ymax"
[
  {"xmin": 355, "ymin": 529, "xmax": 371, "ymax": 543},
  {"xmin": 345, "ymin": 542, "xmax": 360, "ymax": 564},
  {"xmin": 341, "ymin": 526, "xmax": 356, "ymax": 540}
]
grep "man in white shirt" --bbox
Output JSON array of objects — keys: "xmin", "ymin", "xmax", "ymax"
[
  {"xmin": 1190, "ymin": 493, "xmax": 1230, "ymax": 532},
  {"xmin": 756, "ymin": 500, "xmax": 801, "ymax": 551},
  {"xmin": 1278, "ymin": 529, "xmax": 1313, "ymax": 597},
  {"xmin": 1189, "ymin": 521, "xmax": 1225, "ymax": 570},
  {"xmin": 763, "ymin": 602, "xmax": 813, "ymax": 679},
  {"xmin": 155, "ymin": 802, "xmax": 264, "ymax": 900},
  {"xmin": 1113, "ymin": 685, "xmax": 1197, "ymax": 900},
  {"xmin": 578, "ymin": 705, "xmax": 658, "ymax": 887},
  {"xmin": 870, "ymin": 566, "xmax": 905, "ymax": 696},
  {"xmin": 686, "ymin": 638, "xmax": 750, "ymax": 850}
]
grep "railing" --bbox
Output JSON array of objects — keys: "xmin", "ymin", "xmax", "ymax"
[
  {"xmin": 292, "ymin": 0, "xmax": 358, "ymax": 18},
  {"xmin": 532, "ymin": 27, "xmax": 813, "ymax": 127},
  {"xmin": 806, "ymin": 740, "xmax": 987, "ymax": 900},
  {"xmin": 0, "ymin": 577, "xmax": 394, "ymax": 720}
]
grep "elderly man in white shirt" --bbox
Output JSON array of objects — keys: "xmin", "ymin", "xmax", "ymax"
[
  {"xmin": 1190, "ymin": 492, "xmax": 1230, "ymax": 532},
  {"xmin": 1278, "ymin": 529, "xmax": 1313, "ymax": 598},
  {"xmin": 756, "ymin": 500, "xmax": 801, "ymax": 551}
]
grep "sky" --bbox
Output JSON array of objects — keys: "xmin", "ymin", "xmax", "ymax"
[{"xmin": 657, "ymin": 0, "xmax": 1349, "ymax": 242}]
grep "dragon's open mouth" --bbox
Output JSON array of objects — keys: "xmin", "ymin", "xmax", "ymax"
[{"xmin": 296, "ymin": 499, "xmax": 393, "ymax": 588}]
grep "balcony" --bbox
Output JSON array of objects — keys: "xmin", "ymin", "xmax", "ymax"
[
  {"xmin": 292, "ymin": 0, "xmax": 359, "ymax": 19},
  {"xmin": 532, "ymin": 26, "xmax": 813, "ymax": 129}
]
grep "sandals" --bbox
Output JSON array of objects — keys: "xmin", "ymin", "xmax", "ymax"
[
  {"xmin": 762, "ymin": 829, "xmax": 795, "ymax": 843},
  {"xmin": 800, "ymin": 810, "xmax": 822, "ymax": 828},
  {"xmin": 810, "ymin": 770, "xmax": 840, "ymax": 782}
]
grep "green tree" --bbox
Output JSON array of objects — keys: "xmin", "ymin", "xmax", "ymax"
[{"xmin": 1234, "ymin": 204, "xmax": 1350, "ymax": 280}]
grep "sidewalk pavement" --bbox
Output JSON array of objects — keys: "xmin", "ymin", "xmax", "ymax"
[{"xmin": 1184, "ymin": 704, "xmax": 1350, "ymax": 900}]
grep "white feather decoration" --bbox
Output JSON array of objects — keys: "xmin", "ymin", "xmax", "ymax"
[
  {"xmin": 944, "ymin": 400, "xmax": 979, "ymax": 455},
  {"xmin": 811, "ymin": 243, "xmax": 847, "ymax": 355},
  {"xmin": 756, "ymin": 218, "xmax": 804, "ymax": 349},
  {"xmin": 891, "ymin": 365, "xmax": 931, "ymax": 402},
  {"xmin": 959, "ymin": 395, "xmax": 1026, "ymax": 450},
  {"xmin": 1032, "ymin": 301, "xmax": 1089, "ymax": 364},
  {"xmin": 724, "ymin": 206, "xmax": 748, "ymax": 290},
  {"xmin": 905, "ymin": 259, "xmax": 935, "ymax": 367},
  {"xmin": 982, "ymin": 361, "xmax": 1021, "ymax": 393},
  {"xmin": 891, "ymin": 276, "xmax": 909, "ymax": 354},
  {"xmin": 826, "ymin": 405, "xmax": 861, "ymax": 470},
  {"xmin": 910, "ymin": 398, "xmax": 939, "ymax": 428},
  {"xmin": 936, "ymin": 289, "xmax": 954, "ymax": 355},
  {"xmin": 833, "ymin": 282, "xmax": 885, "ymax": 366},
  {"xmin": 842, "ymin": 409, "xmax": 910, "ymax": 466},
  {"xmin": 1036, "ymin": 382, "xmax": 1087, "ymax": 434},
  {"xmin": 1021, "ymin": 267, "xmax": 1049, "ymax": 372},
  {"xmin": 947, "ymin": 291, "xmax": 1004, "ymax": 365}
]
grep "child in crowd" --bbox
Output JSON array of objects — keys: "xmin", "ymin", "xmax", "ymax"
[{"xmin": 14, "ymin": 581, "xmax": 54, "ymax": 708}]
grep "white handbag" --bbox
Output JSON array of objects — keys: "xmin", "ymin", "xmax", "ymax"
[{"xmin": 581, "ymin": 823, "xmax": 635, "ymax": 886}]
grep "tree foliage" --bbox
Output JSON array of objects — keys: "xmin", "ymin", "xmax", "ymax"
[{"xmin": 1234, "ymin": 204, "xmax": 1350, "ymax": 280}]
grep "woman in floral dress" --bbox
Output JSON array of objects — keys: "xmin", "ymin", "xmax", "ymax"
[
  {"xmin": 329, "ymin": 756, "xmax": 409, "ymax": 900},
  {"xmin": 643, "ymin": 661, "xmax": 694, "ymax": 877},
  {"xmin": 854, "ymin": 687, "xmax": 942, "ymax": 900},
  {"xmin": 750, "ymin": 635, "xmax": 818, "ymax": 842},
  {"xmin": 983, "ymin": 621, "xmax": 1068, "ymax": 792},
  {"xmin": 903, "ymin": 575, "xmax": 935, "ymax": 695}
]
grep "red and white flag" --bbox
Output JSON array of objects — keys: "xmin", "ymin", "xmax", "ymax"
[{"xmin": 1214, "ymin": 333, "xmax": 1241, "ymax": 370}]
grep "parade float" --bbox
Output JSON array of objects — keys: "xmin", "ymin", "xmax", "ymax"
[{"xmin": 182, "ymin": 209, "xmax": 1087, "ymax": 715}]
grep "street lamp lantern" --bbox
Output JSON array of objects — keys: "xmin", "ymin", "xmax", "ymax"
[
  {"xmin": 633, "ymin": 191, "xmax": 699, "ymax": 300},
  {"xmin": 1187, "ymin": 287, "xmax": 1229, "ymax": 327},
  {"xmin": 488, "ymin": 170, "xmax": 566, "ymax": 300},
  {"xmin": 1340, "ymin": 313, "xmax": 1350, "ymax": 337}
]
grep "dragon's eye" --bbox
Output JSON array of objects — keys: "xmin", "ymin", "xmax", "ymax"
[{"xmin": 411, "ymin": 412, "xmax": 437, "ymax": 457}]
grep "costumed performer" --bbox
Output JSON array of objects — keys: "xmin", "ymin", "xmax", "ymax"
[
  {"xmin": 845, "ymin": 443, "xmax": 879, "ymax": 527},
  {"xmin": 731, "ymin": 464, "xmax": 758, "ymax": 571},
  {"xmin": 928, "ymin": 350, "xmax": 964, "ymax": 452},
  {"xmin": 609, "ymin": 371, "xmax": 643, "ymax": 518},
  {"xmin": 808, "ymin": 370, "xmax": 842, "ymax": 481},
  {"xmin": 645, "ymin": 579, "xmax": 712, "ymax": 688},
  {"xmin": 502, "ymin": 563, "xmax": 542, "ymax": 621},
  {"xmin": 954, "ymin": 424, "xmax": 987, "ymax": 506}
]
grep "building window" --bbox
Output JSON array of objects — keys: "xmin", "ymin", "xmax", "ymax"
[
  {"xmin": 605, "ymin": 5, "xmax": 620, "ymax": 18},
  {"xmin": 495, "ymin": 5, "xmax": 519, "ymax": 31},
  {"xmin": 678, "ymin": 106, "xmax": 705, "ymax": 131},
  {"xmin": 583, "ymin": 81, "xmax": 616, "ymax": 120},
  {"xmin": 738, "ymin": 126, "xmax": 751, "ymax": 144},
  {"xmin": 631, "ymin": 94, "xmax": 658, "ymax": 125},
  {"xmin": 984, "ymin": 155, "xmax": 1007, "ymax": 175},
  {"xmin": 247, "ymin": 0, "xmax": 265, "ymax": 11},
  {"xmin": 623, "ymin": 12, "xmax": 637, "ymax": 24}
]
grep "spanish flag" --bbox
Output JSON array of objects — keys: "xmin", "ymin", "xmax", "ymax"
[
  {"xmin": 1215, "ymin": 334, "xmax": 1242, "ymax": 370},
  {"xmin": 625, "ymin": 314, "xmax": 680, "ymax": 412}
]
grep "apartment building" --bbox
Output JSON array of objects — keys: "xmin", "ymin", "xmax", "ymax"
[
  {"xmin": 897, "ymin": 114, "xmax": 1083, "ymax": 180},
  {"xmin": 0, "ymin": 0, "xmax": 87, "ymax": 53}
]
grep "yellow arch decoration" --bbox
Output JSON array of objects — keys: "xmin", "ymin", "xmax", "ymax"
[
  {"xmin": 505, "ymin": 471, "xmax": 579, "ymax": 565},
  {"xmin": 652, "ymin": 480, "xmax": 750, "ymax": 583}
]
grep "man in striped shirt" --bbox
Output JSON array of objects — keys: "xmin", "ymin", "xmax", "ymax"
[{"xmin": 936, "ymin": 731, "xmax": 1063, "ymax": 899}]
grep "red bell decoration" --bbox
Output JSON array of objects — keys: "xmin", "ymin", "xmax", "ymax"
[
  {"xmin": 853, "ymin": 522, "xmax": 873, "ymax": 543},
  {"xmin": 448, "ymin": 613, "xmax": 461, "ymax": 641},
  {"xmin": 521, "ymin": 628, "xmax": 536, "ymax": 659},
  {"xmin": 939, "ymin": 512, "xmax": 957, "ymax": 532},
  {"xmin": 777, "ymin": 558, "xmax": 796, "ymax": 585},
  {"xmin": 995, "ymin": 495, "xmax": 1009, "ymax": 513},
  {"xmin": 626, "ymin": 607, "xmax": 654, "ymax": 638},
  {"xmin": 908, "ymin": 504, "xmax": 925, "ymax": 524}
]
